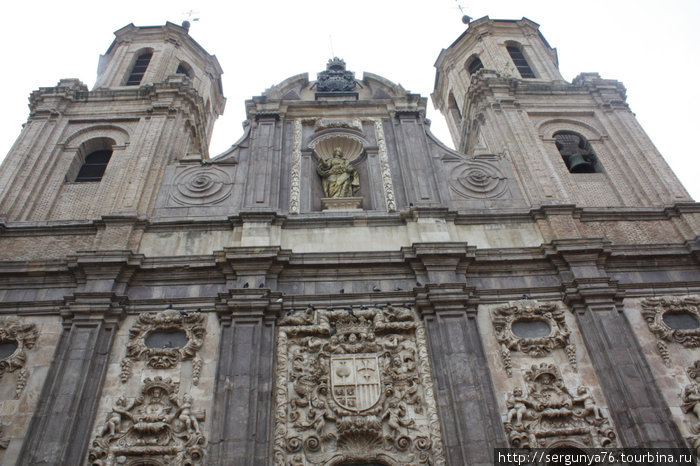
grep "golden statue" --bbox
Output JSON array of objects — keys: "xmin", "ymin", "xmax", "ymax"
[{"xmin": 317, "ymin": 147, "xmax": 360, "ymax": 198}]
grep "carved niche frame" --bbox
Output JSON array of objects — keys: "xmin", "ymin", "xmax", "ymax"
[
  {"xmin": 641, "ymin": 296, "xmax": 700, "ymax": 366},
  {"xmin": 0, "ymin": 316, "xmax": 38, "ymax": 399},
  {"xmin": 120, "ymin": 308, "xmax": 206, "ymax": 384},
  {"xmin": 491, "ymin": 300, "xmax": 577, "ymax": 376}
]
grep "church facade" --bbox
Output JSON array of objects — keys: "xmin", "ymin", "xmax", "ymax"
[{"xmin": 0, "ymin": 16, "xmax": 697, "ymax": 465}]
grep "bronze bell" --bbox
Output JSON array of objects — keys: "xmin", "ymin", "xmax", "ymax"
[{"xmin": 567, "ymin": 153, "xmax": 595, "ymax": 173}]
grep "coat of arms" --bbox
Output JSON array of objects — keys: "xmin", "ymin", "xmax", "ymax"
[{"xmin": 331, "ymin": 354, "xmax": 381, "ymax": 412}]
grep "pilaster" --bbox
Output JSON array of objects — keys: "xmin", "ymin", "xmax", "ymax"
[
  {"xmin": 207, "ymin": 290, "xmax": 282, "ymax": 464},
  {"xmin": 16, "ymin": 251, "xmax": 139, "ymax": 465},
  {"xmin": 416, "ymin": 285, "xmax": 506, "ymax": 465}
]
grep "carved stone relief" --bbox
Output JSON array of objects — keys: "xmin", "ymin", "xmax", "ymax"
[
  {"xmin": 681, "ymin": 361, "xmax": 700, "ymax": 453},
  {"xmin": 290, "ymin": 119, "xmax": 303, "ymax": 214},
  {"xmin": 274, "ymin": 305, "xmax": 445, "ymax": 465},
  {"xmin": 504, "ymin": 363, "xmax": 616, "ymax": 449},
  {"xmin": 168, "ymin": 165, "xmax": 233, "ymax": 206},
  {"xmin": 120, "ymin": 308, "xmax": 206, "ymax": 384},
  {"xmin": 491, "ymin": 301, "xmax": 577, "ymax": 376},
  {"xmin": 448, "ymin": 157, "xmax": 508, "ymax": 199},
  {"xmin": 370, "ymin": 118, "xmax": 396, "ymax": 212},
  {"xmin": 0, "ymin": 316, "xmax": 38, "ymax": 399},
  {"xmin": 88, "ymin": 377, "xmax": 206, "ymax": 466},
  {"xmin": 641, "ymin": 296, "xmax": 700, "ymax": 366}
]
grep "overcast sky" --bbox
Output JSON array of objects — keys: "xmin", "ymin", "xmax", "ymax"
[{"xmin": 2, "ymin": 0, "xmax": 698, "ymax": 199}]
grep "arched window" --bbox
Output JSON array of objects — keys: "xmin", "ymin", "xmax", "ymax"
[
  {"xmin": 175, "ymin": 61, "xmax": 193, "ymax": 79},
  {"xmin": 126, "ymin": 51, "xmax": 152, "ymax": 86},
  {"xmin": 506, "ymin": 45, "xmax": 535, "ymax": 78},
  {"xmin": 73, "ymin": 138, "xmax": 114, "ymax": 182},
  {"xmin": 467, "ymin": 57, "xmax": 484, "ymax": 75},
  {"xmin": 554, "ymin": 132, "xmax": 600, "ymax": 173}
]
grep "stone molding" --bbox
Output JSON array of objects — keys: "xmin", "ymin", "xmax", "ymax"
[
  {"xmin": 120, "ymin": 308, "xmax": 206, "ymax": 384},
  {"xmin": 641, "ymin": 295, "xmax": 700, "ymax": 366},
  {"xmin": 504, "ymin": 363, "xmax": 616, "ymax": 449},
  {"xmin": 274, "ymin": 304, "xmax": 445, "ymax": 465},
  {"xmin": 88, "ymin": 376, "xmax": 206, "ymax": 465},
  {"xmin": 491, "ymin": 300, "xmax": 576, "ymax": 376}
]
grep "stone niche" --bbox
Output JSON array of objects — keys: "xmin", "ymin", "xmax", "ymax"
[{"xmin": 274, "ymin": 304, "xmax": 445, "ymax": 465}]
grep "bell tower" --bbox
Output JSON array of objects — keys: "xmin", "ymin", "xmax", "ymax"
[
  {"xmin": 432, "ymin": 16, "xmax": 691, "ymax": 207},
  {"xmin": 0, "ymin": 22, "xmax": 225, "ymax": 221}
]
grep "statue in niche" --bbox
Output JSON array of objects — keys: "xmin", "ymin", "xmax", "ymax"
[{"xmin": 317, "ymin": 147, "xmax": 360, "ymax": 198}]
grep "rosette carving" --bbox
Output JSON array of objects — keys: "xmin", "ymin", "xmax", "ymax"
[
  {"xmin": 449, "ymin": 159, "xmax": 507, "ymax": 199},
  {"xmin": 641, "ymin": 296, "xmax": 700, "ymax": 365},
  {"xmin": 491, "ymin": 300, "xmax": 576, "ymax": 376},
  {"xmin": 120, "ymin": 308, "xmax": 206, "ymax": 382},
  {"xmin": 169, "ymin": 166, "xmax": 233, "ymax": 206}
]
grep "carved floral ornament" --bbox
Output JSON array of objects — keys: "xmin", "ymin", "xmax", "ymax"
[
  {"xmin": 274, "ymin": 304, "xmax": 445, "ymax": 465},
  {"xmin": 120, "ymin": 308, "xmax": 206, "ymax": 384},
  {"xmin": 88, "ymin": 376, "xmax": 206, "ymax": 466},
  {"xmin": 681, "ymin": 361, "xmax": 700, "ymax": 454},
  {"xmin": 641, "ymin": 296, "xmax": 700, "ymax": 366},
  {"xmin": 0, "ymin": 316, "xmax": 38, "ymax": 399},
  {"xmin": 504, "ymin": 363, "xmax": 616, "ymax": 449},
  {"xmin": 491, "ymin": 301, "xmax": 577, "ymax": 376}
]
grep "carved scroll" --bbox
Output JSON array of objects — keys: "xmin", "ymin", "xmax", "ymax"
[
  {"xmin": 120, "ymin": 308, "xmax": 206, "ymax": 382},
  {"xmin": 642, "ymin": 296, "xmax": 700, "ymax": 366},
  {"xmin": 88, "ymin": 377, "xmax": 206, "ymax": 465},
  {"xmin": 491, "ymin": 300, "xmax": 576, "ymax": 376},
  {"xmin": 504, "ymin": 363, "xmax": 616, "ymax": 449},
  {"xmin": 274, "ymin": 305, "xmax": 445, "ymax": 465}
]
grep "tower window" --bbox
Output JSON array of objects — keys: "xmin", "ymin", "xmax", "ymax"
[
  {"xmin": 175, "ymin": 62, "xmax": 193, "ymax": 78},
  {"xmin": 75, "ymin": 150, "xmax": 112, "ymax": 182},
  {"xmin": 126, "ymin": 52, "xmax": 152, "ymax": 86},
  {"xmin": 554, "ymin": 132, "xmax": 600, "ymax": 174},
  {"xmin": 506, "ymin": 45, "xmax": 535, "ymax": 78},
  {"xmin": 467, "ymin": 57, "xmax": 484, "ymax": 75}
]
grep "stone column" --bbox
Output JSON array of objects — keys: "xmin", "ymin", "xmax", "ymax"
[
  {"xmin": 417, "ymin": 284, "xmax": 507, "ymax": 465},
  {"xmin": 207, "ymin": 289, "xmax": 281, "ymax": 464},
  {"xmin": 545, "ymin": 239, "xmax": 685, "ymax": 447}
]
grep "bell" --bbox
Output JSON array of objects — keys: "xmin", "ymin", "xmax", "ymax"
[{"xmin": 566, "ymin": 153, "xmax": 595, "ymax": 173}]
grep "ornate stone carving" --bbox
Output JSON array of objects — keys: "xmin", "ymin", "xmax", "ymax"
[
  {"xmin": 315, "ymin": 57, "xmax": 357, "ymax": 92},
  {"xmin": 88, "ymin": 377, "xmax": 206, "ymax": 465},
  {"xmin": 504, "ymin": 363, "xmax": 616, "ymax": 449},
  {"xmin": 0, "ymin": 317, "xmax": 38, "ymax": 398},
  {"xmin": 314, "ymin": 118, "xmax": 363, "ymax": 132},
  {"xmin": 682, "ymin": 361, "xmax": 700, "ymax": 453},
  {"xmin": 491, "ymin": 301, "xmax": 576, "ymax": 376},
  {"xmin": 289, "ymin": 119, "xmax": 302, "ymax": 214},
  {"xmin": 449, "ymin": 158, "xmax": 508, "ymax": 199},
  {"xmin": 642, "ymin": 296, "xmax": 700, "ymax": 366},
  {"xmin": 274, "ymin": 305, "xmax": 445, "ymax": 465},
  {"xmin": 169, "ymin": 165, "xmax": 233, "ymax": 206},
  {"xmin": 120, "ymin": 308, "xmax": 206, "ymax": 382},
  {"xmin": 371, "ymin": 118, "xmax": 397, "ymax": 212}
]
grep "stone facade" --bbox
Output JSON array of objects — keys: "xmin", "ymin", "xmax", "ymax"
[{"xmin": 0, "ymin": 16, "xmax": 697, "ymax": 466}]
